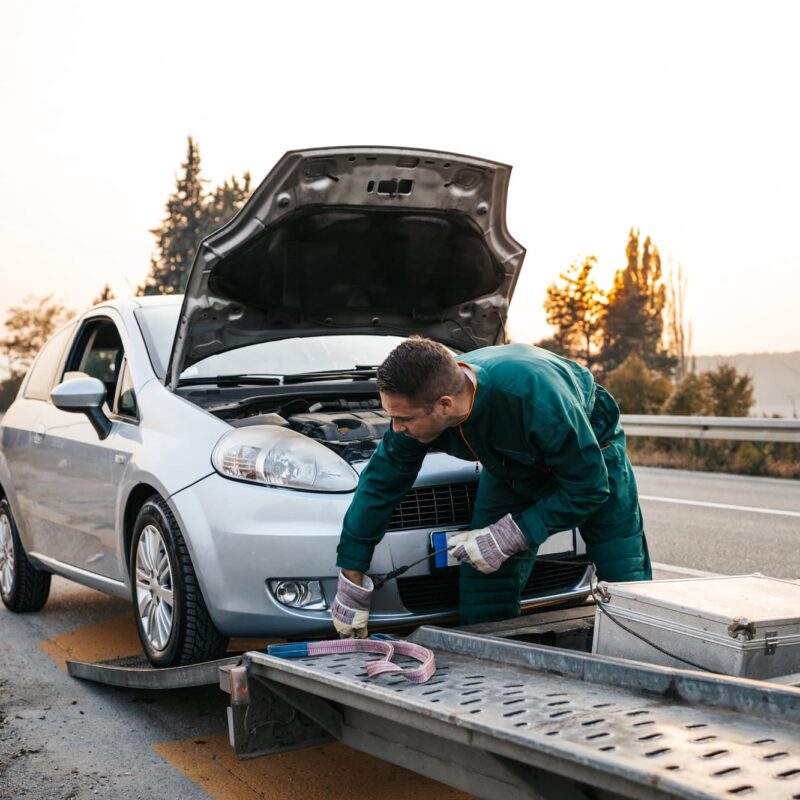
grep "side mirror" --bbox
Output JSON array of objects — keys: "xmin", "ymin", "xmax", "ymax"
[{"xmin": 51, "ymin": 376, "xmax": 112, "ymax": 440}]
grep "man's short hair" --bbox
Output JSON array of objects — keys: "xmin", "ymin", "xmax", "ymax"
[{"xmin": 377, "ymin": 336, "xmax": 464, "ymax": 407}]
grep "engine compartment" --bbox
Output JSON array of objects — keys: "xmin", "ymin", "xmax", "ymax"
[{"xmin": 222, "ymin": 396, "xmax": 391, "ymax": 462}]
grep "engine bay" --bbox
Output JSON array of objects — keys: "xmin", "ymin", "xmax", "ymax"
[{"xmin": 203, "ymin": 392, "xmax": 392, "ymax": 463}]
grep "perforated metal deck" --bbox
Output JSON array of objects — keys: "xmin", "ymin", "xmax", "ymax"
[{"xmin": 237, "ymin": 626, "xmax": 800, "ymax": 800}]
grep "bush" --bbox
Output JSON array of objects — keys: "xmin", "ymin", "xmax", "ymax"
[
  {"xmin": 627, "ymin": 437, "xmax": 800, "ymax": 480},
  {"xmin": 604, "ymin": 354, "xmax": 672, "ymax": 414}
]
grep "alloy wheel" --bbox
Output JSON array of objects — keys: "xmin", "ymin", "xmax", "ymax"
[
  {"xmin": 0, "ymin": 512, "xmax": 14, "ymax": 597},
  {"xmin": 134, "ymin": 524, "xmax": 175, "ymax": 651}
]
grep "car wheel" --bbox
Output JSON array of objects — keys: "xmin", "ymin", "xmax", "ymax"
[
  {"xmin": 0, "ymin": 497, "xmax": 51, "ymax": 612},
  {"xmin": 130, "ymin": 495, "xmax": 228, "ymax": 667}
]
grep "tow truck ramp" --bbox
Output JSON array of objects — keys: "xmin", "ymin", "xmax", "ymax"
[{"xmin": 221, "ymin": 626, "xmax": 800, "ymax": 800}]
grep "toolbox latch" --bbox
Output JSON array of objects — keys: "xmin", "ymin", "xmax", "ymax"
[{"xmin": 764, "ymin": 631, "xmax": 778, "ymax": 656}]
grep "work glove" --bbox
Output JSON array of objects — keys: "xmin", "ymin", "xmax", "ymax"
[
  {"xmin": 331, "ymin": 571, "xmax": 374, "ymax": 639},
  {"xmin": 449, "ymin": 514, "xmax": 530, "ymax": 574}
]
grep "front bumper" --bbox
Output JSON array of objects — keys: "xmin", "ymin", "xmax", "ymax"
[{"xmin": 170, "ymin": 463, "xmax": 590, "ymax": 638}]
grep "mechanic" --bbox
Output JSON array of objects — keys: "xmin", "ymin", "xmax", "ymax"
[{"xmin": 331, "ymin": 337, "xmax": 652, "ymax": 638}]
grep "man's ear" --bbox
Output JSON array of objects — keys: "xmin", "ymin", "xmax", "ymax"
[{"xmin": 436, "ymin": 395, "xmax": 455, "ymax": 414}]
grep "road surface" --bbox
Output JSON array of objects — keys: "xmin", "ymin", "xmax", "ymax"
[{"xmin": 1, "ymin": 466, "xmax": 798, "ymax": 799}]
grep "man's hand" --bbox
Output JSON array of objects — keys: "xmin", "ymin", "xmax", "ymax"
[
  {"xmin": 449, "ymin": 514, "xmax": 529, "ymax": 573},
  {"xmin": 331, "ymin": 571, "xmax": 374, "ymax": 638}
]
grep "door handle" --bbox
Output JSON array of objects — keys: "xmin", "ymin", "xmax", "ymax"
[{"xmin": 33, "ymin": 423, "xmax": 46, "ymax": 444}]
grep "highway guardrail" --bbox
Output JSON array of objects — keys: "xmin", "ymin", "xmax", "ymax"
[{"xmin": 621, "ymin": 415, "xmax": 800, "ymax": 443}]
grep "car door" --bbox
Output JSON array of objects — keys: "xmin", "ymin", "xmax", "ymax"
[
  {"xmin": 1, "ymin": 321, "xmax": 77, "ymax": 556},
  {"xmin": 33, "ymin": 312, "xmax": 136, "ymax": 582}
]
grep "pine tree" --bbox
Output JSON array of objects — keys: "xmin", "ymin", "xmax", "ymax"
[
  {"xmin": 139, "ymin": 140, "xmax": 252, "ymax": 296},
  {"xmin": 203, "ymin": 173, "xmax": 252, "ymax": 235},
  {"xmin": 542, "ymin": 256, "xmax": 606, "ymax": 369},
  {"xmin": 138, "ymin": 137, "xmax": 209, "ymax": 296}
]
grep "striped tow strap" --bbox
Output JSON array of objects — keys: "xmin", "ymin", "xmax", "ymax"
[{"xmin": 267, "ymin": 634, "xmax": 436, "ymax": 683}]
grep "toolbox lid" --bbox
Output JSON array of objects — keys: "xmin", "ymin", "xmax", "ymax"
[{"xmin": 605, "ymin": 575, "xmax": 800, "ymax": 629}]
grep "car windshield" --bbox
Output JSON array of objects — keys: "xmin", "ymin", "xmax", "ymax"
[{"xmin": 134, "ymin": 303, "xmax": 405, "ymax": 382}]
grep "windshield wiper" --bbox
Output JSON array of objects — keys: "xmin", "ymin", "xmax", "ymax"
[
  {"xmin": 282, "ymin": 368, "xmax": 377, "ymax": 385},
  {"xmin": 177, "ymin": 374, "xmax": 282, "ymax": 387}
]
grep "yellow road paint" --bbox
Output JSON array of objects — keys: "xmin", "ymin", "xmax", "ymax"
[
  {"xmin": 39, "ymin": 609, "xmax": 283, "ymax": 673},
  {"xmin": 40, "ymin": 611, "xmax": 142, "ymax": 671},
  {"xmin": 156, "ymin": 731, "xmax": 475, "ymax": 800}
]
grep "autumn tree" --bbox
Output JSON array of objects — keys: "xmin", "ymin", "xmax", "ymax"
[
  {"xmin": 0, "ymin": 295, "xmax": 73, "ymax": 411},
  {"xmin": 138, "ymin": 139, "xmax": 251, "ymax": 297},
  {"xmin": 541, "ymin": 256, "xmax": 606, "ymax": 369},
  {"xmin": 599, "ymin": 229, "xmax": 674, "ymax": 376},
  {"xmin": 92, "ymin": 283, "xmax": 115, "ymax": 305},
  {"xmin": 1, "ymin": 295, "xmax": 73, "ymax": 376}
]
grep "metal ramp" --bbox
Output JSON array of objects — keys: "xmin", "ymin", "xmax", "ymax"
[
  {"xmin": 67, "ymin": 653, "xmax": 242, "ymax": 689},
  {"xmin": 222, "ymin": 625, "xmax": 800, "ymax": 800}
]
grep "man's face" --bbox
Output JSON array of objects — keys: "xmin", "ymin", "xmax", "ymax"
[{"xmin": 380, "ymin": 391, "xmax": 453, "ymax": 444}]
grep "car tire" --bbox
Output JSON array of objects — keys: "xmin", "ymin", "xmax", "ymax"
[
  {"xmin": 130, "ymin": 495, "xmax": 228, "ymax": 667},
  {"xmin": 0, "ymin": 497, "xmax": 51, "ymax": 612}
]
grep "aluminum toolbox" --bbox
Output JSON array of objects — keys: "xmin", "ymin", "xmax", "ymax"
[{"xmin": 592, "ymin": 575, "xmax": 800, "ymax": 678}]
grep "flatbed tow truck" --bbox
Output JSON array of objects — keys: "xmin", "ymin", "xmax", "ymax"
[{"xmin": 67, "ymin": 601, "xmax": 800, "ymax": 800}]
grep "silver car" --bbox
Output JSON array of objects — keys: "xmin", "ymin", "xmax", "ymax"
[{"xmin": 0, "ymin": 146, "xmax": 590, "ymax": 666}]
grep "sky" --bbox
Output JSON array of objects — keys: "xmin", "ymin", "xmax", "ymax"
[{"xmin": 1, "ymin": 0, "xmax": 799, "ymax": 358}]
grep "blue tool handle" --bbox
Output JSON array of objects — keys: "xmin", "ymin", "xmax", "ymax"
[{"xmin": 267, "ymin": 642, "xmax": 310, "ymax": 658}]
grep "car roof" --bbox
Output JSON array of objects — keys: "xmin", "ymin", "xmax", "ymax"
[{"xmin": 82, "ymin": 294, "xmax": 185, "ymax": 316}]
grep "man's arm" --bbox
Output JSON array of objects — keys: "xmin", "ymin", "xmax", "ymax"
[
  {"xmin": 513, "ymin": 401, "xmax": 611, "ymax": 545},
  {"xmin": 335, "ymin": 426, "xmax": 428, "ymax": 575}
]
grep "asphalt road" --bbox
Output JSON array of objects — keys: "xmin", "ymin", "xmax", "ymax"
[
  {"xmin": 635, "ymin": 466, "xmax": 800, "ymax": 580},
  {"xmin": 1, "ymin": 466, "xmax": 798, "ymax": 799}
]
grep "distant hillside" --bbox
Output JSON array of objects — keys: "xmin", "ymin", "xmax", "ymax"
[{"xmin": 694, "ymin": 351, "xmax": 800, "ymax": 418}]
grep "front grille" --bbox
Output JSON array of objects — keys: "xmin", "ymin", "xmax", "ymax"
[
  {"xmin": 386, "ymin": 482, "xmax": 477, "ymax": 531},
  {"xmin": 396, "ymin": 559, "xmax": 588, "ymax": 614}
]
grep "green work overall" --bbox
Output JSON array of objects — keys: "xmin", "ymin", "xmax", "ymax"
[{"xmin": 336, "ymin": 343, "xmax": 652, "ymax": 625}]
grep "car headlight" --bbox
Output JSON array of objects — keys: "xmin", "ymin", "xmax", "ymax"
[{"xmin": 211, "ymin": 425, "xmax": 358, "ymax": 492}]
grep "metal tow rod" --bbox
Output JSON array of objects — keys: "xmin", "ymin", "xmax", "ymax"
[{"xmin": 372, "ymin": 546, "xmax": 455, "ymax": 590}]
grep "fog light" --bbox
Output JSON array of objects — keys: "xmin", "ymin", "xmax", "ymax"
[{"xmin": 269, "ymin": 579, "xmax": 328, "ymax": 610}]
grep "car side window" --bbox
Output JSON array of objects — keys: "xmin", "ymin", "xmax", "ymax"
[
  {"xmin": 115, "ymin": 359, "xmax": 138, "ymax": 420},
  {"xmin": 23, "ymin": 323, "xmax": 77, "ymax": 402},
  {"xmin": 65, "ymin": 318, "xmax": 125, "ymax": 408}
]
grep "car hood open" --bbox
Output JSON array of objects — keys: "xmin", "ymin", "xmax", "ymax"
[{"xmin": 167, "ymin": 146, "xmax": 526, "ymax": 389}]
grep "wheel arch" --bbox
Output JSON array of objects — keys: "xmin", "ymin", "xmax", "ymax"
[{"xmin": 123, "ymin": 483, "xmax": 162, "ymax": 575}]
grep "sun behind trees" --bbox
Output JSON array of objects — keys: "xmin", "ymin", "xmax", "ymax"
[
  {"xmin": 537, "ymin": 227, "xmax": 756, "ymax": 417},
  {"xmin": 535, "ymin": 231, "xmax": 800, "ymax": 477}
]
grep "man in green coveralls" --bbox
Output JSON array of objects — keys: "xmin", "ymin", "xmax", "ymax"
[{"xmin": 330, "ymin": 337, "xmax": 651, "ymax": 638}]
